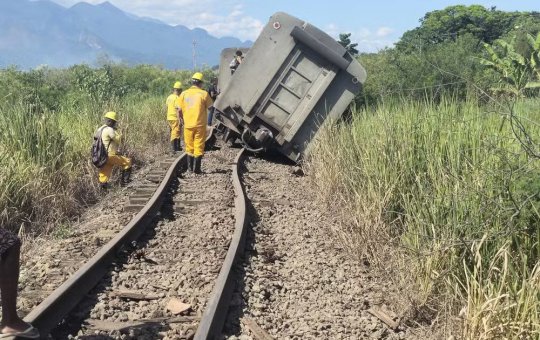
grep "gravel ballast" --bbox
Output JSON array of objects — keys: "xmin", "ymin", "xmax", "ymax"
[
  {"xmin": 224, "ymin": 154, "xmax": 422, "ymax": 340},
  {"xmin": 56, "ymin": 143, "xmax": 241, "ymax": 339}
]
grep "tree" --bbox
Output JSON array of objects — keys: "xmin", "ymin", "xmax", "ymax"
[
  {"xmin": 395, "ymin": 5, "xmax": 540, "ymax": 52},
  {"xmin": 479, "ymin": 32, "xmax": 540, "ymax": 97},
  {"xmin": 505, "ymin": 12, "xmax": 540, "ymax": 56},
  {"xmin": 338, "ymin": 33, "xmax": 359, "ymax": 56}
]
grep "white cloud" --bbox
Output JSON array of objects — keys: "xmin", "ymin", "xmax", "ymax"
[
  {"xmin": 324, "ymin": 23, "xmax": 339, "ymax": 36},
  {"xmin": 50, "ymin": 0, "xmax": 264, "ymax": 41},
  {"xmin": 376, "ymin": 26, "xmax": 394, "ymax": 38},
  {"xmin": 356, "ymin": 28, "xmax": 373, "ymax": 39}
]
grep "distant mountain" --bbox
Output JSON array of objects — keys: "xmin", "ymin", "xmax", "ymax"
[{"xmin": 0, "ymin": 0, "xmax": 252, "ymax": 69}]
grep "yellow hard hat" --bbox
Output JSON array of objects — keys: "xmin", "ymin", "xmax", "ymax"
[
  {"xmin": 104, "ymin": 111, "xmax": 117, "ymax": 121},
  {"xmin": 192, "ymin": 72, "xmax": 204, "ymax": 82},
  {"xmin": 173, "ymin": 81, "xmax": 182, "ymax": 89}
]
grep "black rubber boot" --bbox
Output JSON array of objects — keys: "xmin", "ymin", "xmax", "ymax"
[
  {"xmin": 121, "ymin": 168, "xmax": 132, "ymax": 186},
  {"xmin": 100, "ymin": 182, "xmax": 109, "ymax": 191},
  {"xmin": 175, "ymin": 138, "xmax": 182, "ymax": 152},
  {"xmin": 193, "ymin": 156, "xmax": 202, "ymax": 174},
  {"xmin": 171, "ymin": 140, "xmax": 176, "ymax": 153},
  {"xmin": 187, "ymin": 155, "xmax": 194, "ymax": 172}
]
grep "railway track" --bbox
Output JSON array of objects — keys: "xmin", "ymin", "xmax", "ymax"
[
  {"xmin": 17, "ymin": 137, "xmax": 402, "ymax": 340},
  {"xmin": 20, "ymin": 132, "xmax": 250, "ymax": 339},
  {"xmin": 220, "ymin": 153, "xmax": 401, "ymax": 340}
]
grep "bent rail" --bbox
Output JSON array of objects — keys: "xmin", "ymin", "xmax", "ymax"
[
  {"xmin": 195, "ymin": 148, "xmax": 247, "ymax": 340},
  {"xmin": 24, "ymin": 153, "xmax": 186, "ymax": 337}
]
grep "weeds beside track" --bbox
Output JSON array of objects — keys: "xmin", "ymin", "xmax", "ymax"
[{"xmin": 308, "ymin": 97, "xmax": 540, "ymax": 339}]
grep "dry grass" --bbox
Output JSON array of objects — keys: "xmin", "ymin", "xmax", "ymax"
[
  {"xmin": 306, "ymin": 97, "xmax": 540, "ymax": 339},
  {"xmin": 457, "ymin": 237, "xmax": 540, "ymax": 339}
]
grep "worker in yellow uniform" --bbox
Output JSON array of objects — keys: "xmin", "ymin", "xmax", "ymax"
[
  {"xmin": 166, "ymin": 81, "xmax": 183, "ymax": 153},
  {"xmin": 176, "ymin": 72, "xmax": 213, "ymax": 174},
  {"xmin": 98, "ymin": 111, "xmax": 132, "ymax": 189}
]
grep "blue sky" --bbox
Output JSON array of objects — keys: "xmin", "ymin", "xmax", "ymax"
[{"xmin": 50, "ymin": 0, "xmax": 539, "ymax": 52}]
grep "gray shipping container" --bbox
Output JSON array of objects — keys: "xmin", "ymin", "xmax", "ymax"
[{"xmin": 214, "ymin": 12, "xmax": 366, "ymax": 162}]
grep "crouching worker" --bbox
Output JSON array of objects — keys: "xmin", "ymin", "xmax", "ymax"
[
  {"xmin": 93, "ymin": 111, "xmax": 132, "ymax": 189},
  {"xmin": 0, "ymin": 229, "xmax": 39, "ymax": 339},
  {"xmin": 176, "ymin": 72, "xmax": 213, "ymax": 174},
  {"xmin": 166, "ymin": 81, "xmax": 183, "ymax": 153}
]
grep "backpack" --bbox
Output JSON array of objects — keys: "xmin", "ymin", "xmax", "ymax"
[{"xmin": 91, "ymin": 126, "xmax": 108, "ymax": 168}]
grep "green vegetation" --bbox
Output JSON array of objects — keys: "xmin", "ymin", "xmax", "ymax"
[
  {"xmin": 0, "ymin": 64, "xmax": 215, "ymax": 233},
  {"xmin": 309, "ymin": 98, "xmax": 540, "ymax": 338},
  {"xmin": 357, "ymin": 6, "xmax": 540, "ymax": 105},
  {"xmin": 479, "ymin": 33, "xmax": 540, "ymax": 97},
  {"xmin": 318, "ymin": 5, "xmax": 540, "ymax": 339},
  {"xmin": 338, "ymin": 33, "xmax": 359, "ymax": 56}
]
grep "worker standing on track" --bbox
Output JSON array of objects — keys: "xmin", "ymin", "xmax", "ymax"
[
  {"xmin": 166, "ymin": 81, "xmax": 183, "ymax": 153},
  {"xmin": 206, "ymin": 77, "xmax": 219, "ymax": 126},
  {"xmin": 96, "ymin": 111, "xmax": 132, "ymax": 189},
  {"xmin": 176, "ymin": 72, "xmax": 213, "ymax": 174}
]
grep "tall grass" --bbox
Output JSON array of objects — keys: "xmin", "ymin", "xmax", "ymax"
[
  {"xmin": 0, "ymin": 65, "xmax": 185, "ymax": 234},
  {"xmin": 308, "ymin": 97, "xmax": 540, "ymax": 338},
  {"xmin": 0, "ymin": 95, "xmax": 168, "ymax": 233},
  {"xmin": 0, "ymin": 101, "xmax": 75, "ymax": 232}
]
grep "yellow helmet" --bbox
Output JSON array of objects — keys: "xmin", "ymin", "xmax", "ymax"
[
  {"xmin": 173, "ymin": 81, "xmax": 182, "ymax": 89},
  {"xmin": 104, "ymin": 111, "xmax": 117, "ymax": 121},
  {"xmin": 192, "ymin": 72, "xmax": 204, "ymax": 82}
]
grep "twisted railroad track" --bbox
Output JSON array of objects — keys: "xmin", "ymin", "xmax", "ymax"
[{"xmin": 21, "ymin": 132, "xmax": 250, "ymax": 339}]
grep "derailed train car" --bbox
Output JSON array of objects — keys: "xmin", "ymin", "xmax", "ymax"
[{"xmin": 214, "ymin": 12, "xmax": 366, "ymax": 162}]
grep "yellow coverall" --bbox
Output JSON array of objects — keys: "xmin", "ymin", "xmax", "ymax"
[
  {"xmin": 166, "ymin": 93, "xmax": 181, "ymax": 141},
  {"xmin": 98, "ymin": 125, "xmax": 132, "ymax": 184},
  {"xmin": 176, "ymin": 86, "xmax": 213, "ymax": 157}
]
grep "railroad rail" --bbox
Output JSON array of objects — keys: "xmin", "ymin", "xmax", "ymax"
[
  {"xmin": 23, "ymin": 133, "xmax": 250, "ymax": 339},
  {"xmin": 23, "ymin": 154, "xmax": 186, "ymax": 336},
  {"xmin": 195, "ymin": 148, "xmax": 246, "ymax": 340}
]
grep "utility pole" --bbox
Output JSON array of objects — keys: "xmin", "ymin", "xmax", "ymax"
[{"xmin": 192, "ymin": 40, "xmax": 197, "ymax": 70}]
